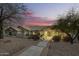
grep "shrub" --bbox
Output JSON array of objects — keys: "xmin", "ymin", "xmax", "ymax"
[
  {"xmin": 33, "ymin": 35, "xmax": 40, "ymax": 41},
  {"xmin": 53, "ymin": 36, "xmax": 61, "ymax": 42},
  {"xmin": 62, "ymin": 36, "xmax": 70, "ymax": 42}
]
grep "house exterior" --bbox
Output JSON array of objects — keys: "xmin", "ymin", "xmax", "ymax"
[
  {"xmin": 4, "ymin": 26, "xmax": 30, "ymax": 38},
  {"xmin": 3, "ymin": 20, "xmax": 30, "ymax": 38},
  {"xmin": 18, "ymin": 26, "xmax": 30, "ymax": 35},
  {"xmin": 4, "ymin": 27, "xmax": 21, "ymax": 37}
]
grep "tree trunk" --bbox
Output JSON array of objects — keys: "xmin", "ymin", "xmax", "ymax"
[
  {"xmin": 65, "ymin": 32, "xmax": 74, "ymax": 44},
  {"xmin": 0, "ymin": 20, "xmax": 4, "ymax": 39},
  {"xmin": 72, "ymin": 31, "xmax": 79, "ymax": 43},
  {"xmin": 60, "ymin": 29, "xmax": 74, "ymax": 44},
  {"xmin": 64, "ymin": 31, "xmax": 79, "ymax": 44},
  {"xmin": 70, "ymin": 38, "xmax": 74, "ymax": 44}
]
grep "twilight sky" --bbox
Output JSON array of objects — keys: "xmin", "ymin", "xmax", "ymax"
[
  {"xmin": 26, "ymin": 3, "xmax": 79, "ymax": 19},
  {"xmin": 23, "ymin": 3, "xmax": 79, "ymax": 26}
]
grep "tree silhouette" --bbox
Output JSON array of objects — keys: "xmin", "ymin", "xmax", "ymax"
[
  {"xmin": 0, "ymin": 3, "xmax": 27, "ymax": 39},
  {"xmin": 52, "ymin": 8, "xmax": 79, "ymax": 44}
]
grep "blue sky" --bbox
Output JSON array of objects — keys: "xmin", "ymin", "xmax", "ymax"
[{"xmin": 26, "ymin": 3, "xmax": 79, "ymax": 20}]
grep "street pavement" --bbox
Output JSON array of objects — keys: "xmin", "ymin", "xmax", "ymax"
[{"xmin": 19, "ymin": 41, "xmax": 48, "ymax": 56}]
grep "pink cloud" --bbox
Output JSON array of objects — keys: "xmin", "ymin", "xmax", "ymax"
[{"xmin": 22, "ymin": 16, "xmax": 57, "ymax": 26}]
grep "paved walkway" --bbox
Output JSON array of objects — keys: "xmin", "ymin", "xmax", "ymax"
[{"xmin": 19, "ymin": 41, "xmax": 48, "ymax": 56}]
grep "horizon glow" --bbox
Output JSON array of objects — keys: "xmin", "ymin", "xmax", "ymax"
[{"xmin": 23, "ymin": 3, "xmax": 79, "ymax": 26}]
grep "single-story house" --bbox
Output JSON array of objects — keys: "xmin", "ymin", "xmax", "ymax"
[{"xmin": 4, "ymin": 27, "xmax": 21, "ymax": 37}]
